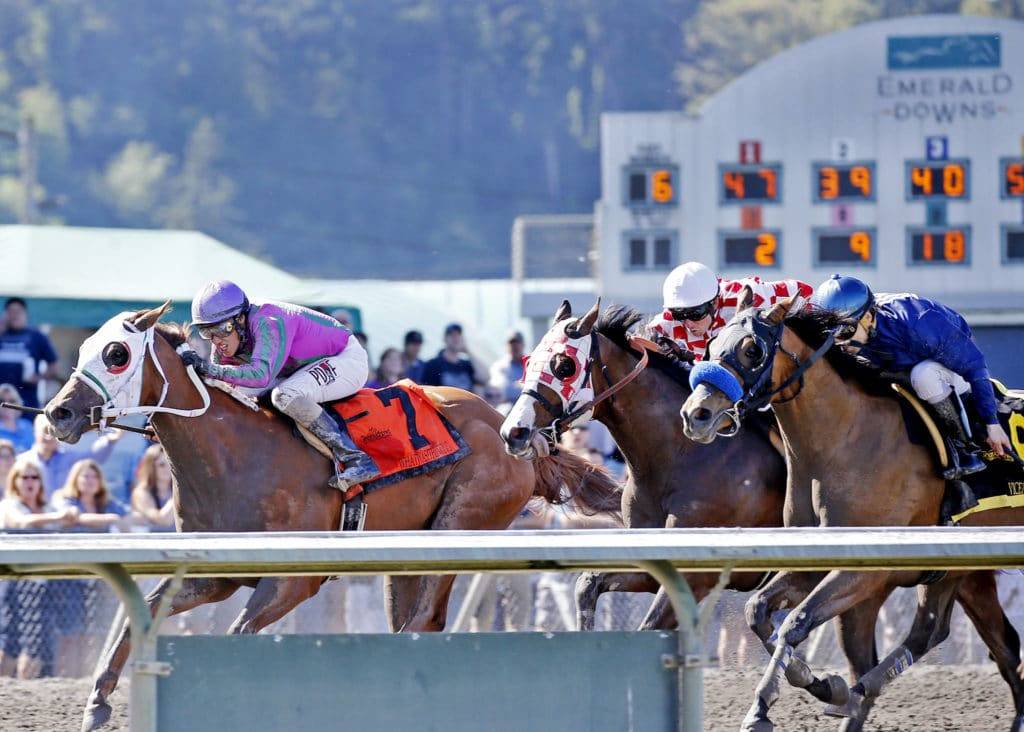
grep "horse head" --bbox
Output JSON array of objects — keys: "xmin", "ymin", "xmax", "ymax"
[
  {"xmin": 46, "ymin": 302, "xmax": 203, "ymax": 443},
  {"xmin": 680, "ymin": 286, "xmax": 794, "ymax": 444},
  {"xmin": 500, "ymin": 299, "xmax": 601, "ymax": 459}
]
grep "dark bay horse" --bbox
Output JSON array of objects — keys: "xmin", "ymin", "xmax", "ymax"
[
  {"xmin": 45, "ymin": 303, "xmax": 619, "ymax": 731},
  {"xmin": 499, "ymin": 300, "xmax": 788, "ymax": 631},
  {"xmin": 680, "ymin": 289, "xmax": 1023, "ymax": 732}
]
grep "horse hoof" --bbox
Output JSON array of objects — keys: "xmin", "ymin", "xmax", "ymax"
[
  {"xmin": 740, "ymin": 718, "xmax": 774, "ymax": 732},
  {"xmin": 741, "ymin": 704, "xmax": 774, "ymax": 732},
  {"xmin": 823, "ymin": 674, "xmax": 850, "ymax": 706},
  {"xmin": 81, "ymin": 699, "xmax": 112, "ymax": 732},
  {"xmin": 823, "ymin": 690, "xmax": 864, "ymax": 719}
]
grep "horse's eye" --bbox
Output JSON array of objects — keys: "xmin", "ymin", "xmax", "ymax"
[
  {"xmin": 550, "ymin": 355, "xmax": 577, "ymax": 380},
  {"xmin": 102, "ymin": 342, "xmax": 131, "ymax": 373},
  {"xmin": 744, "ymin": 343, "xmax": 764, "ymax": 364}
]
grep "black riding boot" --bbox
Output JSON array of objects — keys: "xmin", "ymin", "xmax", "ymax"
[
  {"xmin": 307, "ymin": 411, "xmax": 381, "ymax": 491},
  {"xmin": 939, "ymin": 479, "xmax": 977, "ymax": 526},
  {"xmin": 932, "ymin": 394, "xmax": 985, "ymax": 480}
]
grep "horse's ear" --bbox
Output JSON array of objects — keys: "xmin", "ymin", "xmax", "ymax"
[
  {"xmin": 765, "ymin": 297, "xmax": 793, "ymax": 326},
  {"xmin": 736, "ymin": 285, "xmax": 756, "ymax": 313},
  {"xmin": 554, "ymin": 299, "xmax": 572, "ymax": 323},
  {"xmin": 575, "ymin": 298, "xmax": 601, "ymax": 336},
  {"xmin": 132, "ymin": 300, "xmax": 173, "ymax": 331}
]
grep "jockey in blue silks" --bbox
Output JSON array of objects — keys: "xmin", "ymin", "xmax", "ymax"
[{"xmin": 812, "ymin": 275, "xmax": 1012, "ymax": 512}]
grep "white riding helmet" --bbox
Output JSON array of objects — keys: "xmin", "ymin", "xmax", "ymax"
[{"xmin": 662, "ymin": 262, "xmax": 719, "ymax": 309}]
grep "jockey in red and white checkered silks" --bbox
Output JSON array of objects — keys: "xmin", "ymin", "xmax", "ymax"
[{"xmin": 646, "ymin": 261, "xmax": 813, "ymax": 362}]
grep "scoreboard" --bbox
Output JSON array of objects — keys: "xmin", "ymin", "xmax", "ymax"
[{"xmin": 596, "ymin": 14, "xmax": 1024, "ymax": 337}]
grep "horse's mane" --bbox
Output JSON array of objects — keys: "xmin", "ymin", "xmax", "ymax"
[
  {"xmin": 783, "ymin": 308, "xmax": 894, "ymax": 397},
  {"xmin": 154, "ymin": 321, "xmax": 191, "ymax": 349},
  {"xmin": 593, "ymin": 305, "xmax": 693, "ymax": 387}
]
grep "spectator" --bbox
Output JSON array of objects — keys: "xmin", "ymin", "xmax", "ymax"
[
  {"xmin": 421, "ymin": 323, "xmax": 485, "ymax": 393},
  {"xmin": 367, "ymin": 348, "xmax": 404, "ymax": 389},
  {"xmin": 0, "ymin": 455, "xmax": 76, "ymax": 679},
  {"xmin": 0, "ymin": 440, "xmax": 15, "ymax": 485},
  {"xmin": 0, "ymin": 455, "xmax": 76, "ymax": 531},
  {"xmin": 0, "ymin": 385, "xmax": 33, "ymax": 453},
  {"xmin": 131, "ymin": 444, "xmax": 175, "ymax": 529},
  {"xmin": 51, "ymin": 459, "xmax": 130, "ymax": 677},
  {"xmin": 53, "ymin": 459, "xmax": 130, "ymax": 531},
  {"xmin": 401, "ymin": 330, "xmax": 425, "ymax": 382},
  {"xmin": 488, "ymin": 330, "xmax": 526, "ymax": 406},
  {"xmin": 560, "ymin": 424, "xmax": 604, "ymax": 465},
  {"xmin": 0, "ymin": 298, "xmax": 60, "ymax": 410},
  {"xmin": 329, "ymin": 308, "xmax": 355, "ymax": 330},
  {"xmin": 21, "ymin": 414, "xmax": 121, "ymax": 498}
]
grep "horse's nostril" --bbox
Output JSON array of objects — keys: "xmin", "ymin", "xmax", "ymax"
[
  {"xmin": 693, "ymin": 407, "xmax": 712, "ymax": 424},
  {"xmin": 48, "ymin": 406, "xmax": 73, "ymax": 424}
]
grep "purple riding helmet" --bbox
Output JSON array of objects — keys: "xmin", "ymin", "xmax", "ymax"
[{"xmin": 191, "ymin": 280, "xmax": 250, "ymax": 338}]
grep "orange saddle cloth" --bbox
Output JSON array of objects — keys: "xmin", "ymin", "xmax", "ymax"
[{"xmin": 324, "ymin": 380, "xmax": 471, "ymax": 492}]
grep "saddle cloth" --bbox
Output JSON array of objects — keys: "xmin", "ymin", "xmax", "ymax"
[
  {"xmin": 892, "ymin": 379, "xmax": 1024, "ymax": 523},
  {"xmin": 302, "ymin": 379, "xmax": 471, "ymax": 494}
]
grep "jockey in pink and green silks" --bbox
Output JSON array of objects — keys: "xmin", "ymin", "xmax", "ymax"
[{"xmin": 183, "ymin": 280, "xmax": 379, "ymax": 491}]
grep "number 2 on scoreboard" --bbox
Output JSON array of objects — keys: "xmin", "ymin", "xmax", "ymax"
[{"xmin": 755, "ymin": 233, "xmax": 776, "ymax": 266}]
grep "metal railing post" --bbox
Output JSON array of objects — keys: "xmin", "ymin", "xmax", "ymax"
[
  {"xmin": 639, "ymin": 560, "xmax": 704, "ymax": 732},
  {"xmin": 86, "ymin": 563, "xmax": 158, "ymax": 732}
]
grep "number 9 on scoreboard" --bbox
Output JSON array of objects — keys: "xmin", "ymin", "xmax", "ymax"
[{"xmin": 812, "ymin": 227, "xmax": 875, "ymax": 266}]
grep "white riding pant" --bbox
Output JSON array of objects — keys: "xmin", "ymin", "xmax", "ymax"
[
  {"xmin": 910, "ymin": 360, "xmax": 971, "ymax": 405},
  {"xmin": 270, "ymin": 339, "xmax": 369, "ymax": 424}
]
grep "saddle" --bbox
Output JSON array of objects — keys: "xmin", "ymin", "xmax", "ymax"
[{"xmin": 892, "ymin": 379, "xmax": 1024, "ymax": 525}]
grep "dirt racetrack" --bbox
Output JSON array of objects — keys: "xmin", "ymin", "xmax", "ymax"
[{"xmin": 0, "ymin": 665, "xmax": 1011, "ymax": 731}]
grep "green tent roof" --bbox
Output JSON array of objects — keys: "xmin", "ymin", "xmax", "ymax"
[{"xmin": 0, "ymin": 225, "xmax": 360, "ymax": 328}]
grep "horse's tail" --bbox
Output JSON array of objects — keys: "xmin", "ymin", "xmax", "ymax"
[{"xmin": 532, "ymin": 451, "xmax": 622, "ymax": 517}]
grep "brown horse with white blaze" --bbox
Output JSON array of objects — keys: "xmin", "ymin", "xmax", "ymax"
[
  {"xmin": 680, "ymin": 288, "xmax": 1024, "ymax": 732},
  {"xmin": 45, "ymin": 302, "xmax": 619, "ymax": 731}
]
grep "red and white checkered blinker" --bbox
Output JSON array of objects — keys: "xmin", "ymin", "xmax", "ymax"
[{"xmin": 522, "ymin": 319, "xmax": 594, "ymax": 408}]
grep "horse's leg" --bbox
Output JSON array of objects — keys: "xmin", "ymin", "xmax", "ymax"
[
  {"xmin": 227, "ymin": 576, "xmax": 323, "ymax": 634},
  {"xmin": 637, "ymin": 586, "xmax": 678, "ymax": 631},
  {"xmin": 831, "ymin": 596, "xmax": 885, "ymax": 731},
  {"xmin": 743, "ymin": 570, "xmax": 891, "ymax": 732},
  {"xmin": 576, "ymin": 572, "xmax": 661, "ymax": 631},
  {"xmin": 383, "ymin": 575, "xmax": 422, "ymax": 633},
  {"xmin": 843, "ymin": 577, "xmax": 959, "ymax": 714},
  {"xmin": 83, "ymin": 577, "xmax": 237, "ymax": 732},
  {"xmin": 745, "ymin": 570, "xmax": 824, "ymax": 654},
  {"xmin": 954, "ymin": 572, "xmax": 1024, "ymax": 727}
]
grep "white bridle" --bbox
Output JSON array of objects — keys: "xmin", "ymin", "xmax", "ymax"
[{"xmin": 70, "ymin": 312, "xmax": 211, "ymax": 428}]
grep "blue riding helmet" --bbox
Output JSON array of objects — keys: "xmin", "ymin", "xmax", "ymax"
[
  {"xmin": 811, "ymin": 274, "xmax": 874, "ymax": 322},
  {"xmin": 191, "ymin": 280, "xmax": 250, "ymax": 327}
]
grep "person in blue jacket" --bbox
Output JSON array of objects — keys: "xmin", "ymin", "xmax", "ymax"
[{"xmin": 812, "ymin": 275, "xmax": 1012, "ymax": 513}]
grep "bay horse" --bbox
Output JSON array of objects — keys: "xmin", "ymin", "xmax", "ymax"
[
  {"xmin": 500, "ymin": 300, "xmax": 788, "ymax": 631},
  {"xmin": 680, "ymin": 288, "xmax": 1024, "ymax": 732},
  {"xmin": 44, "ymin": 303, "xmax": 619, "ymax": 731}
]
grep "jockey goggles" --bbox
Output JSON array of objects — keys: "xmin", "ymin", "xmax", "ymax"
[
  {"xmin": 669, "ymin": 300, "xmax": 715, "ymax": 323},
  {"xmin": 197, "ymin": 319, "xmax": 237, "ymax": 340}
]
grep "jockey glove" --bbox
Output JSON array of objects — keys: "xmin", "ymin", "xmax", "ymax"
[{"xmin": 180, "ymin": 350, "xmax": 211, "ymax": 376}]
